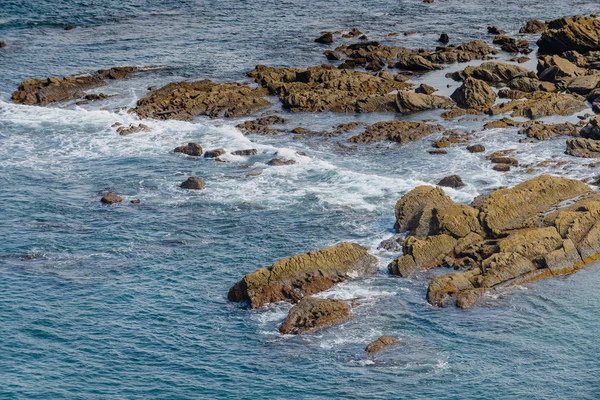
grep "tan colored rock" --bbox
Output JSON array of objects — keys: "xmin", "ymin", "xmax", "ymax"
[
  {"xmin": 537, "ymin": 55, "xmax": 585, "ymax": 82},
  {"xmin": 448, "ymin": 62, "xmax": 530, "ymax": 84},
  {"xmin": 566, "ymin": 138, "xmax": 600, "ymax": 158},
  {"xmin": 395, "ymin": 91, "xmax": 453, "ymax": 113},
  {"xmin": 451, "ymin": 77, "xmax": 496, "ymax": 110},
  {"xmin": 394, "ymin": 185, "xmax": 454, "ymax": 237},
  {"xmin": 426, "ymin": 40, "xmax": 496, "ymax": 64},
  {"xmin": 537, "ymin": 16, "xmax": 600, "ymax": 54},
  {"xmin": 101, "ymin": 192, "xmax": 122, "ymax": 204},
  {"xmin": 507, "ymin": 77, "xmax": 557, "ymax": 93},
  {"xmin": 228, "ymin": 242, "xmax": 377, "ymax": 308},
  {"xmin": 519, "ymin": 122, "xmax": 578, "ymax": 140},
  {"xmin": 489, "ymin": 92, "xmax": 586, "ymax": 119},
  {"xmin": 388, "ymin": 234, "xmax": 457, "ymax": 276},
  {"xmin": 498, "ymin": 227, "xmax": 563, "ymax": 259},
  {"xmin": 395, "ymin": 54, "xmax": 442, "ymax": 71},
  {"xmin": 365, "ymin": 336, "xmax": 399, "ymax": 353},
  {"xmin": 580, "ymin": 117, "xmax": 600, "ymax": 140},
  {"xmin": 134, "ymin": 80, "xmax": 271, "ymax": 120},
  {"xmin": 520, "ymin": 19, "xmax": 547, "ymax": 34},
  {"xmin": 279, "ymin": 297, "xmax": 351, "ymax": 335},
  {"xmin": 348, "ymin": 120, "xmax": 444, "ymax": 144},
  {"xmin": 433, "ymin": 203, "xmax": 482, "ymax": 238},
  {"xmin": 567, "ymin": 75, "xmax": 600, "ymax": 95}
]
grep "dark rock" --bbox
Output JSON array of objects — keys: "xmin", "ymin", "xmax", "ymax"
[
  {"xmin": 415, "ymin": 83, "xmax": 436, "ymax": 95},
  {"xmin": 117, "ymin": 123, "xmax": 150, "ymax": 136},
  {"xmin": 438, "ymin": 33, "xmax": 449, "ymax": 44},
  {"xmin": 365, "ymin": 336, "xmax": 399, "ymax": 353},
  {"xmin": 130, "ymin": 199, "xmax": 141, "ymax": 204},
  {"xmin": 467, "ymin": 144, "xmax": 486, "ymax": 153},
  {"xmin": 232, "ymin": 149, "xmax": 258, "ymax": 156},
  {"xmin": 315, "ymin": 32, "xmax": 333, "ymax": 44},
  {"xmin": 236, "ymin": 115, "xmax": 287, "ymax": 135},
  {"xmin": 266, "ymin": 158, "xmax": 296, "ymax": 166},
  {"xmin": 279, "ymin": 297, "xmax": 351, "ymax": 335},
  {"xmin": 438, "ymin": 175, "xmax": 465, "ymax": 188},
  {"xmin": 520, "ymin": 19, "xmax": 547, "ymax": 34},
  {"xmin": 204, "ymin": 148, "xmax": 226, "ymax": 158},
  {"xmin": 174, "ymin": 142, "xmax": 203, "ymax": 156},
  {"xmin": 487, "ymin": 26, "xmax": 505, "ymax": 35},
  {"xmin": 349, "ymin": 120, "xmax": 444, "ymax": 144},
  {"xmin": 493, "ymin": 164, "xmax": 511, "ymax": 172},
  {"xmin": 180, "ymin": 176, "xmax": 206, "ymax": 190},
  {"xmin": 101, "ymin": 193, "xmax": 122, "ymax": 204},
  {"xmin": 537, "ymin": 16, "xmax": 600, "ymax": 54}
]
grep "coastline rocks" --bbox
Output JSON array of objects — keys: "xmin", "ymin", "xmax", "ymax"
[
  {"xmin": 101, "ymin": 193, "xmax": 122, "ymax": 204},
  {"xmin": 236, "ymin": 115, "xmax": 287, "ymax": 135},
  {"xmin": 348, "ymin": 120, "xmax": 444, "ymax": 144},
  {"xmin": 117, "ymin": 123, "xmax": 150, "ymax": 136},
  {"xmin": 467, "ymin": 144, "xmax": 486, "ymax": 153},
  {"xmin": 174, "ymin": 142, "xmax": 203, "ymax": 156},
  {"xmin": 395, "ymin": 91, "xmax": 453, "ymax": 113},
  {"xmin": 279, "ymin": 297, "xmax": 351, "ymax": 335},
  {"xmin": 537, "ymin": 55, "xmax": 585, "ymax": 82},
  {"xmin": 204, "ymin": 148, "xmax": 226, "ymax": 158},
  {"xmin": 231, "ymin": 149, "xmax": 258, "ymax": 156},
  {"xmin": 580, "ymin": 117, "xmax": 600, "ymax": 140},
  {"xmin": 520, "ymin": 19, "xmax": 547, "ymax": 34},
  {"xmin": 493, "ymin": 36, "xmax": 530, "ymax": 54},
  {"xmin": 566, "ymin": 75, "xmax": 600, "ymax": 95},
  {"xmin": 12, "ymin": 66, "xmax": 145, "ymax": 105},
  {"xmin": 537, "ymin": 16, "xmax": 600, "ymax": 54},
  {"xmin": 180, "ymin": 176, "xmax": 206, "ymax": 190},
  {"xmin": 266, "ymin": 158, "xmax": 296, "ymax": 166},
  {"xmin": 393, "ymin": 185, "xmax": 454, "ymax": 237},
  {"xmin": 395, "ymin": 54, "xmax": 442, "ymax": 71},
  {"xmin": 488, "ymin": 92, "xmax": 587, "ymax": 119},
  {"xmin": 315, "ymin": 32, "xmax": 333, "ymax": 44},
  {"xmin": 426, "ymin": 40, "xmax": 496, "ymax": 64},
  {"xmin": 507, "ymin": 77, "xmax": 557, "ymax": 93},
  {"xmin": 438, "ymin": 175, "xmax": 465, "ymax": 188},
  {"xmin": 566, "ymin": 138, "xmax": 600, "ymax": 158},
  {"xmin": 448, "ymin": 62, "xmax": 531, "ymax": 84},
  {"xmin": 134, "ymin": 80, "xmax": 271, "ymax": 120},
  {"xmin": 365, "ymin": 336, "xmax": 399, "ymax": 353},
  {"xmin": 248, "ymin": 65, "xmax": 412, "ymax": 113},
  {"xmin": 450, "ymin": 77, "xmax": 496, "ymax": 110},
  {"xmin": 519, "ymin": 122, "xmax": 578, "ymax": 140},
  {"xmin": 227, "ymin": 242, "xmax": 377, "ymax": 308},
  {"xmin": 415, "ymin": 83, "xmax": 436, "ymax": 95}
]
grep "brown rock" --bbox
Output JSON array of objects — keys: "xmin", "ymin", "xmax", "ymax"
[
  {"xmin": 101, "ymin": 193, "xmax": 122, "ymax": 204},
  {"xmin": 415, "ymin": 83, "xmax": 436, "ymax": 95},
  {"xmin": 488, "ymin": 26, "xmax": 505, "ymax": 35},
  {"xmin": 566, "ymin": 138, "xmax": 600, "ymax": 158},
  {"xmin": 493, "ymin": 164, "xmax": 511, "ymax": 172},
  {"xmin": 388, "ymin": 234, "xmax": 457, "ymax": 276},
  {"xmin": 348, "ymin": 120, "xmax": 444, "ymax": 144},
  {"xmin": 450, "ymin": 77, "xmax": 496, "ymax": 110},
  {"xmin": 467, "ymin": 144, "xmax": 485, "ymax": 153},
  {"xmin": 567, "ymin": 75, "xmax": 600, "ymax": 95},
  {"xmin": 488, "ymin": 92, "xmax": 586, "ymax": 119},
  {"xmin": 266, "ymin": 158, "xmax": 296, "ymax": 166},
  {"xmin": 580, "ymin": 117, "xmax": 600, "ymax": 140},
  {"xmin": 227, "ymin": 242, "xmax": 377, "ymax": 308},
  {"xmin": 520, "ymin": 19, "xmax": 547, "ymax": 34},
  {"xmin": 365, "ymin": 336, "xmax": 399, "ymax": 353},
  {"xmin": 315, "ymin": 32, "xmax": 333, "ymax": 44},
  {"xmin": 519, "ymin": 122, "xmax": 578, "ymax": 140},
  {"xmin": 117, "ymin": 123, "xmax": 150, "ymax": 136},
  {"xmin": 426, "ymin": 40, "xmax": 496, "ymax": 64},
  {"xmin": 448, "ymin": 62, "xmax": 530, "ymax": 84},
  {"xmin": 174, "ymin": 142, "xmax": 203, "ymax": 156},
  {"xmin": 279, "ymin": 297, "xmax": 351, "ymax": 335},
  {"xmin": 204, "ymin": 148, "xmax": 226, "ymax": 158},
  {"xmin": 180, "ymin": 176, "xmax": 206, "ymax": 190},
  {"xmin": 395, "ymin": 91, "xmax": 454, "ymax": 113},
  {"xmin": 438, "ymin": 175, "xmax": 465, "ymax": 188},
  {"xmin": 231, "ymin": 149, "xmax": 258, "ymax": 156},
  {"xmin": 537, "ymin": 16, "xmax": 600, "ymax": 54},
  {"xmin": 236, "ymin": 115, "xmax": 287, "ymax": 135},
  {"xmin": 393, "ymin": 185, "xmax": 454, "ymax": 237}
]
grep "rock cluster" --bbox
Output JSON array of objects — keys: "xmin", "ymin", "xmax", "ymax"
[
  {"xmin": 279, "ymin": 297, "xmax": 351, "ymax": 335},
  {"xmin": 348, "ymin": 120, "xmax": 444, "ymax": 144}
]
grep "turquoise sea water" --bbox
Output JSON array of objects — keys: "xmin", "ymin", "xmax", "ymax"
[{"xmin": 1, "ymin": 1, "xmax": 600, "ymax": 398}]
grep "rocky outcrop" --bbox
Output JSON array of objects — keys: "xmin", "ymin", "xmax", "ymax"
[
  {"xmin": 279, "ymin": 297, "xmax": 351, "ymax": 335},
  {"xmin": 248, "ymin": 65, "xmax": 412, "ymax": 113},
  {"xmin": 365, "ymin": 336, "xmax": 399, "ymax": 353},
  {"xmin": 450, "ymin": 77, "xmax": 496, "ymax": 110},
  {"xmin": 315, "ymin": 32, "xmax": 333, "ymax": 44},
  {"xmin": 12, "ymin": 66, "xmax": 146, "ymax": 105},
  {"xmin": 174, "ymin": 143, "xmax": 203, "ymax": 156},
  {"xmin": 580, "ymin": 117, "xmax": 600, "ymax": 140},
  {"xmin": 348, "ymin": 120, "xmax": 444, "ymax": 144},
  {"xmin": 438, "ymin": 175, "xmax": 465, "ymax": 188},
  {"xmin": 415, "ymin": 83, "xmax": 436, "ymax": 95},
  {"xmin": 228, "ymin": 242, "xmax": 377, "ymax": 308},
  {"xmin": 395, "ymin": 91, "xmax": 453, "ymax": 113},
  {"xmin": 236, "ymin": 115, "xmax": 287, "ymax": 135},
  {"xmin": 425, "ymin": 41, "xmax": 497, "ymax": 64},
  {"xmin": 101, "ymin": 193, "xmax": 122, "ymax": 204},
  {"xmin": 134, "ymin": 80, "xmax": 271, "ymax": 120},
  {"xmin": 520, "ymin": 20, "xmax": 547, "ymax": 34},
  {"xmin": 507, "ymin": 77, "xmax": 557, "ymax": 93},
  {"xmin": 266, "ymin": 158, "xmax": 296, "ymax": 166},
  {"xmin": 537, "ymin": 16, "xmax": 600, "ymax": 54},
  {"xmin": 388, "ymin": 175, "xmax": 600, "ymax": 309},
  {"xmin": 519, "ymin": 122, "xmax": 579, "ymax": 140},
  {"xmin": 395, "ymin": 54, "xmax": 442, "ymax": 71},
  {"xmin": 566, "ymin": 138, "xmax": 600, "ymax": 158},
  {"xmin": 180, "ymin": 176, "xmax": 206, "ymax": 190},
  {"xmin": 204, "ymin": 148, "xmax": 226, "ymax": 158},
  {"xmin": 493, "ymin": 36, "xmax": 530, "ymax": 54},
  {"xmin": 448, "ymin": 62, "xmax": 531, "ymax": 84},
  {"xmin": 117, "ymin": 123, "xmax": 150, "ymax": 136},
  {"xmin": 231, "ymin": 149, "xmax": 258, "ymax": 156},
  {"xmin": 393, "ymin": 185, "xmax": 454, "ymax": 237},
  {"xmin": 489, "ymin": 92, "xmax": 587, "ymax": 119},
  {"xmin": 467, "ymin": 144, "xmax": 485, "ymax": 153},
  {"xmin": 537, "ymin": 55, "xmax": 585, "ymax": 82}
]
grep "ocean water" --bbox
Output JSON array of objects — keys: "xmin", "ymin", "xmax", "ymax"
[{"xmin": 1, "ymin": 1, "xmax": 600, "ymax": 399}]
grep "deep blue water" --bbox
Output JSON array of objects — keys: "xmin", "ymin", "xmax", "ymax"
[{"xmin": 1, "ymin": 1, "xmax": 600, "ymax": 399}]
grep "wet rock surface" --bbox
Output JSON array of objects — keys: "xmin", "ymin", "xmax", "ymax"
[
  {"xmin": 348, "ymin": 120, "xmax": 444, "ymax": 144},
  {"xmin": 279, "ymin": 297, "xmax": 351, "ymax": 335},
  {"xmin": 365, "ymin": 336, "xmax": 399, "ymax": 353},
  {"xmin": 174, "ymin": 142, "xmax": 203, "ymax": 156},
  {"xmin": 180, "ymin": 176, "xmax": 206, "ymax": 190},
  {"xmin": 101, "ymin": 193, "xmax": 122, "ymax": 204}
]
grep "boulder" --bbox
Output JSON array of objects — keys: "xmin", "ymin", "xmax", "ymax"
[
  {"xmin": 395, "ymin": 54, "xmax": 442, "ymax": 71},
  {"xmin": 433, "ymin": 203, "xmax": 482, "ymax": 238},
  {"xmin": 580, "ymin": 117, "xmax": 600, "ymax": 140},
  {"xmin": 393, "ymin": 185, "xmax": 454, "ymax": 237},
  {"xmin": 388, "ymin": 234, "xmax": 457, "ymax": 276},
  {"xmin": 450, "ymin": 77, "xmax": 496, "ymax": 110},
  {"xmin": 236, "ymin": 115, "xmax": 287, "ymax": 135},
  {"xmin": 448, "ymin": 62, "xmax": 530, "ymax": 84},
  {"xmin": 566, "ymin": 138, "xmax": 600, "ymax": 158},
  {"xmin": 266, "ymin": 158, "xmax": 296, "ymax": 166},
  {"xmin": 537, "ymin": 55, "xmax": 585, "ymax": 82},
  {"xmin": 315, "ymin": 32, "xmax": 333, "ymax": 44},
  {"xmin": 519, "ymin": 19, "xmax": 547, "ymax": 34},
  {"xmin": 437, "ymin": 175, "xmax": 465, "ymax": 188},
  {"xmin": 519, "ymin": 122, "xmax": 578, "ymax": 140},
  {"xmin": 489, "ymin": 92, "xmax": 587, "ymax": 119},
  {"xmin": 395, "ymin": 91, "xmax": 453, "ymax": 113},
  {"xmin": 101, "ymin": 193, "xmax": 122, "ymax": 204},
  {"xmin": 180, "ymin": 176, "xmax": 206, "ymax": 190},
  {"xmin": 174, "ymin": 143, "xmax": 203, "ymax": 156},
  {"xmin": 227, "ymin": 242, "xmax": 377, "ymax": 308},
  {"xmin": 279, "ymin": 297, "xmax": 351, "ymax": 335},
  {"xmin": 117, "ymin": 123, "xmax": 150, "ymax": 136},
  {"xmin": 231, "ymin": 149, "xmax": 258, "ymax": 156},
  {"xmin": 507, "ymin": 77, "xmax": 557, "ymax": 93},
  {"xmin": 348, "ymin": 120, "xmax": 444, "ymax": 144},
  {"xmin": 537, "ymin": 16, "xmax": 600, "ymax": 54},
  {"xmin": 365, "ymin": 336, "xmax": 399, "ymax": 353},
  {"xmin": 467, "ymin": 144, "xmax": 486, "ymax": 153},
  {"xmin": 488, "ymin": 26, "xmax": 505, "ymax": 35},
  {"xmin": 567, "ymin": 75, "xmax": 600, "ymax": 95},
  {"xmin": 204, "ymin": 148, "xmax": 226, "ymax": 158},
  {"xmin": 438, "ymin": 33, "xmax": 449, "ymax": 44},
  {"xmin": 415, "ymin": 83, "xmax": 436, "ymax": 95},
  {"xmin": 426, "ymin": 40, "xmax": 496, "ymax": 64}
]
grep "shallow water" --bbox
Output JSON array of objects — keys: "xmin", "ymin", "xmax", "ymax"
[{"xmin": 1, "ymin": 1, "xmax": 600, "ymax": 399}]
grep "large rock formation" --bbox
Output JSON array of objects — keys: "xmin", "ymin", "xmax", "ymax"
[
  {"xmin": 566, "ymin": 138, "xmax": 600, "ymax": 158},
  {"xmin": 537, "ymin": 16, "xmax": 600, "ymax": 54},
  {"xmin": 395, "ymin": 91, "xmax": 454, "ymax": 113},
  {"xmin": 393, "ymin": 185, "xmax": 454, "ymax": 237},
  {"xmin": 348, "ymin": 120, "xmax": 444, "ymax": 143},
  {"xmin": 248, "ymin": 65, "xmax": 412, "ymax": 113},
  {"xmin": 519, "ymin": 122, "xmax": 579, "ymax": 140},
  {"xmin": 450, "ymin": 77, "xmax": 496, "ymax": 110},
  {"xmin": 489, "ymin": 92, "xmax": 587, "ymax": 119},
  {"xmin": 448, "ymin": 62, "xmax": 531, "ymax": 84},
  {"xmin": 279, "ymin": 297, "xmax": 352, "ymax": 335},
  {"xmin": 388, "ymin": 175, "xmax": 600, "ymax": 309},
  {"xmin": 12, "ymin": 66, "xmax": 146, "ymax": 105},
  {"xmin": 134, "ymin": 80, "xmax": 271, "ymax": 120},
  {"xmin": 228, "ymin": 242, "xmax": 377, "ymax": 308}
]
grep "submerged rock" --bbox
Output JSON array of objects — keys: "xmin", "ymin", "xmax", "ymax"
[
  {"xmin": 228, "ymin": 242, "xmax": 377, "ymax": 308},
  {"xmin": 134, "ymin": 80, "xmax": 271, "ymax": 120},
  {"xmin": 365, "ymin": 336, "xmax": 399, "ymax": 353},
  {"xmin": 231, "ymin": 149, "xmax": 258, "ymax": 156},
  {"xmin": 519, "ymin": 122, "xmax": 579, "ymax": 140},
  {"xmin": 315, "ymin": 32, "xmax": 333, "ymax": 44},
  {"xmin": 467, "ymin": 144, "xmax": 486, "ymax": 153},
  {"xmin": 348, "ymin": 120, "xmax": 444, "ymax": 144},
  {"xmin": 180, "ymin": 176, "xmax": 206, "ymax": 190},
  {"xmin": 117, "ymin": 123, "xmax": 150, "ymax": 136},
  {"xmin": 279, "ymin": 297, "xmax": 351, "ymax": 335},
  {"xmin": 101, "ymin": 192, "xmax": 122, "ymax": 204}
]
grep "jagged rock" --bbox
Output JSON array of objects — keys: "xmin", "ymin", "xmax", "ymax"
[
  {"xmin": 488, "ymin": 26, "xmax": 505, "ymax": 35},
  {"xmin": 395, "ymin": 54, "xmax": 442, "ymax": 71},
  {"xmin": 378, "ymin": 236, "xmax": 404, "ymax": 252},
  {"xmin": 227, "ymin": 242, "xmax": 377, "ymax": 308},
  {"xmin": 231, "ymin": 149, "xmax": 258, "ymax": 156},
  {"xmin": 567, "ymin": 75, "xmax": 600, "ymax": 95},
  {"xmin": 537, "ymin": 16, "xmax": 600, "ymax": 54},
  {"xmin": 134, "ymin": 80, "xmax": 270, "ymax": 120},
  {"xmin": 174, "ymin": 142, "xmax": 203, "ymax": 156},
  {"xmin": 236, "ymin": 115, "xmax": 286, "ymax": 135},
  {"xmin": 266, "ymin": 158, "xmax": 296, "ymax": 166},
  {"xmin": 117, "ymin": 123, "xmax": 150, "ymax": 136},
  {"xmin": 365, "ymin": 336, "xmax": 399, "ymax": 353},
  {"xmin": 493, "ymin": 36, "xmax": 530, "ymax": 54},
  {"xmin": 538, "ymin": 55, "xmax": 586, "ymax": 82},
  {"xmin": 467, "ymin": 144, "xmax": 486, "ymax": 153},
  {"xmin": 581, "ymin": 117, "xmax": 600, "ymax": 140},
  {"xmin": 395, "ymin": 91, "xmax": 453, "ymax": 113},
  {"xmin": 433, "ymin": 203, "xmax": 482, "ymax": 238},
  {"xmin": 180, "ymin": 176, "xmax": 206, "ymax": 190},
  {"xmin": 415, "ymin": 83, "xmax": 436, "ymax": 95},
  {"xmin": 566, "ymin": 138, "xmax": 600, "ymax": 158},
  {"xmin": 488, "ymin": 92, "xmax": 587, "ymax": 119},
  {"xmin": 204, "ymin": 148, "xmax": 226, "ymax": 158},
  {"xmin": 12, "ymin": 66, "xmax": 146, "ymax": 105},
  {"xmin": 448, "ymin": 62, "xmax": 531, "ymax": 84},
  {"xmin": 493, "ymin": 164, "xmax": 510, "ymax": 172},
  {"xmin": 438, "ymin": 33, "xmax": 449, "ymax": 44},
  {"xmin": 484, "ymin": 118, "xmax": 528, "ymax": 129},
  {"xmin": 519, "ymin": 122, "xmax": 578, "ymax": 140},
  {"xmin": 437, "ymin": 175, "xmax": 464, "ymax": 188},
  {"xmin": 426, "ymin": 40, "xmax": 497, "ymax": 64},
  {"xmin": 279, "ymin": 297, "xmax": 351, "ymax": 335},
  {"xmin": 315, "ymin": 32, "xmax": 333, "ymax": 44},
  {"xmin": 520, "ymin": 19, "xmax": 547, "ymax": 34},
  {"xmin": 348, "ymin": 120, "xmax": 444, "ymax": 143},
  {"xmin": 248, "ymin": 65, "xmax": 412, "ymax": 113},
  {"xmin": 393, "ymin": 185, "xmax": 454, "ymax": 237},
  {"xmin": 450, "ymin": 77, "xmax": 496, "ymax": 110},
  {"xmin": 388, "ymin": 234, "xmax": 457, "ymax": 276},
  {"xmin": 101, "ymin": 193, "xmax": 122, "ymax": 204},
  {"xmin": 508, "ymin": 77, "xmax": 557, "ymax": 92}
]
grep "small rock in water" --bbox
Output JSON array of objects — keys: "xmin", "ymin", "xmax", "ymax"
[
  {"xmin": 493, "ymin": 164, "xmax": 511, "ymax": 172},
  {"xmin": 204, "ymin": 148, "xmax": 226, "ymax": 158},
  {"xmin": 279, "ymin": 297, "xmax": 352, "ymax": 335},
  {"xmin": 438, "ymin": 33, "xmax": 449, "ymax": 44},
  {"xmin": 415, "ymin": 83, "xmax": 436, "ymax": 95},
  {"xmin": 266, "ymin": 158, "xmax": 296, "ymax": 166},
  {"xmin": 315, "ymin": 32, "xmax": 333, "ymax": 44},
  {"xmin": 180, "ymin": 176, "xmax": 206, "ymax": 190},
  {"xmin": 101, "ymin": 193, "xmax": 122, "ymax": 204},
  {"xmin": 174, "ymin": 142, "xmax": 203, "ymax": 156},
  {"xmin": 467, "ymin": 144, "xmax": 486, "ymax": 153},
  {"xmin": 130, "ymin": 199, "xmax": 141, "ymax": 204},
  {"xmin": 231, "ymin": 149, "xmax": 258, "ymax": 156},
  {"xmin": 438, "ymin": 175, "xmax": 465, "ymax": 188},
  {"xmin": 0, "ymin": 41, "xmax": 6, "ymax": 48},
  {"xmin": 365, "ymin": 336, "xmax": 400, "ymax": 353},
  {"xmin": 487, "ymin": 26, "xmax": 505, "ymax": 35}
]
